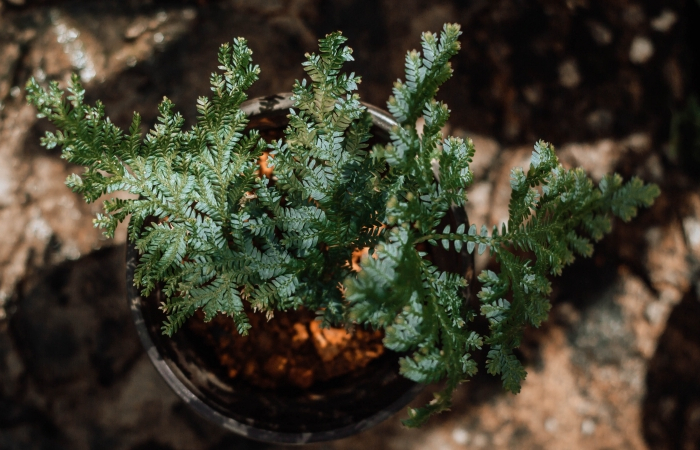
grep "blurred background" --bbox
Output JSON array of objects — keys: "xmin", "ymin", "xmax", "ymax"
[{"xmin": 1, "ymin": 0, "xmax": 699, "ymax": 448}]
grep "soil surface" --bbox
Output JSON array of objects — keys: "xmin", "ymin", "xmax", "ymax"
[
  {"xmin": 1, "ymin": 0, "xmax": 700, "ymax": 449},
  {"xmin": 187, "ymin": 308, "xmax": 384, "ymax": 390}
]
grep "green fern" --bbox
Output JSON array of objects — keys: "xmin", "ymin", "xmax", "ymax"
[{"xmin": 26, "ymin": 23, "xmax": 660, "ymax": 427}]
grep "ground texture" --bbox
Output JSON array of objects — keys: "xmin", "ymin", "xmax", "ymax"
[{"xmin": 1, "ymin": 0, "xmax": 699, "ymax": 448}]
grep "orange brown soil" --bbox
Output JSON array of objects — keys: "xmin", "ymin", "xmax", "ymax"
[
  {"xmin": 187, "ymin": 308, "xmax": 385, "ymax": 390},
  {"xmin": 195, "ymin": 123, "xmax": 382, "ymax": 390}
]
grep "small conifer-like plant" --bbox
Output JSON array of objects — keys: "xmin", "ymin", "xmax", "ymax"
[{"xmin": 26, "ymin": 23, "xmax": 659, "ymax": 426}]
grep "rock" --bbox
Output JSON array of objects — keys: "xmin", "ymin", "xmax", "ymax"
[
  {"xmin": 623, "ymin": 4, "xmax": 646, "ymax": 27},
  {"xmin": 11, "ymin": 246, "xmax": 140, "ymax": 385},
  {"xmin": 629, "ymin": 36, "xmax": 654, "ymax": 64},
  {"xmin": 644, "ymin": 222, "xmax": 690, "ymax": 305},
  {"xmin": 0, "ymin": 322, "xmax": 24, "ymax": 397},
  {"xmin": 464, "ymin": 180, "xmax": 493, "ymax": 273},
  {"xmin": 309, "ymin": 319, "xmax": 351, "ymax": 362},
  {"xmin": 521, "ymin": 84, "xmax": 542, "ymax": 105},
  {"xmin": 486, "ymin": 145, "xmax": 532, "ymax": 227},
  {"xmin": 456, "ymin": 131, "xmax": 501, "ymax": 181},
  {"xmin": 663, "ymin": 57, "xmax": 684, "ymax": 100},
  {"xmin": 558, "ymin": 59, "xmax": 581, "ymax": 88},
  {"xmin": 0, "ymin": 42, "xmax": 20, "ymax": 101},
  {"xmin": 651, "ymin": 9, "xmax": 677, "ymax": 33},
  {"xmin": 291, "ymin": 321, "xmax": 309, "ymax": 348},
  {"xmin": 588, "ymin": 20, "xmax": 613, "ymax": 45},
  {"xmin": 643, "ymin": 293, "xmax": 700, "ymax": 449},
  {"xmin": 557, "ymin": 134, "xmax": 651, "ymax": 182},
  {"xmin": 684, "ymin": 199, "xmax": 700, "ymax": 260},
  {"xmin": 586, "ymin": 109, "xmax": 614, "ymax": 134}
]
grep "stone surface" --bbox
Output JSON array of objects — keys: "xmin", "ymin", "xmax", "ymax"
[
  {"xmin": 630, "ymin": 36, "xmax": 655, "ymax": 64},
  {"xmin": 0, "ymin": 0, "xmax": 698, "ymax": 449}
]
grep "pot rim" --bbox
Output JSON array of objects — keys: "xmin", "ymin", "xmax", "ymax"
[{"xmin": 127, "ymin": 93, "xmax": 428, "ymax": 445}]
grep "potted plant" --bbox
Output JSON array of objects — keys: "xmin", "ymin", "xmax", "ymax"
[
  {"xmin": 25, "ymin": 23, "xmax": 659, "ymax": 442},
  {"xmin": 122, "ymin": 91, "xmax": 472, "ymax": 444}
]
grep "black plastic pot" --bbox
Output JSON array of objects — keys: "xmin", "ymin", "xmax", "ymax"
[{"xmin": 126, "ymin": 93, "xmax": 474, "ymax": 444}]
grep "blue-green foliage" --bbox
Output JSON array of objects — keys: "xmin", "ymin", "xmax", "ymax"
[
  {"xmin": 26, "ymin": 24, "xmax": 660, "ymax": 427},
  {"xmin": 28, "ymin": 38, "xmax": 269, "ymax": 336},
  {"xmin": 347, "ymin": 24, "xmax": 659, "ymax": 426},
  {"xmin": 346, "ymin": 25, "xmax": 484, "ymax": 426},
  {"xmin": 268, "ymin": 32, "xmax": 388, "ymax": 325}
]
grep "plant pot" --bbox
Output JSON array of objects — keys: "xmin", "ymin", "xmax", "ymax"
[{"xmin": 126, "ymin": 93, "xmax": 474, "ymax": 444}]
